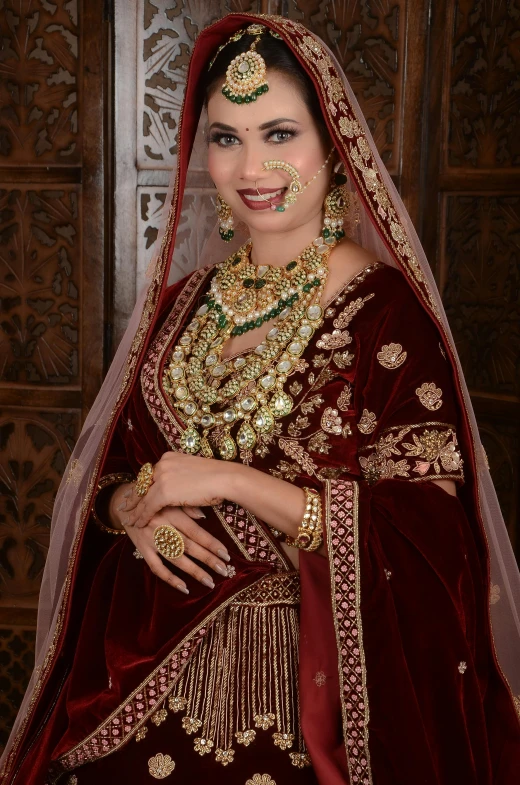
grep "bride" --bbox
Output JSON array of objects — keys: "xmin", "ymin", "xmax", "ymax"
[{"xmin": 2, "ymin": 13, "xmax": 519, "ymax": 785}]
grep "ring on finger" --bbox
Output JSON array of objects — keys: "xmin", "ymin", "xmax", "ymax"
[
  {"xmin": 154, "ymin": 525, "xmax": 185, "ymax": 560},
  {"xmin": 135, "ymin": 462, "xmax": 154, "ymax": 497}
]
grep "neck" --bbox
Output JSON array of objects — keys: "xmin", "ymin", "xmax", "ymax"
[{"xmin": 247, "ymin": 209, "xmax": 324, "ymax": 267}]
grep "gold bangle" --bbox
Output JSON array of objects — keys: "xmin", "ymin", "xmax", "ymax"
[
  {"xmin": 286, "ymin": 488, "xmax": 323, "ymax": 552},
  {"xmin": 91, "ymin": 472, "xmax": 135, "ymax": 535}
]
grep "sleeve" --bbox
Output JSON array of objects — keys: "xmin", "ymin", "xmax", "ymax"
[{"xmin": 353, "ymin": 284, "xmax": 464, "ymax": 485}]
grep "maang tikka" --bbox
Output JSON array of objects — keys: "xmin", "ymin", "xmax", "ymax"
[{"xmin": 214, "ymin": 24, "xmax": 271, "ymax": 104}]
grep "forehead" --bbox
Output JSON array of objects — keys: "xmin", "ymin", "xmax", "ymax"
[{"xmin": 207, "ymin": 71, "xmax": 310, "ymax": 127}]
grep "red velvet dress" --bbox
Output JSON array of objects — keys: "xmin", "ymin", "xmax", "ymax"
[{"xmin": 6, "ymin": 262, "xmax": 519, "ymax": 785}]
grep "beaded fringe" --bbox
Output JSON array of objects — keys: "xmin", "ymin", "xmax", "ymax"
[{"xmin": 147, "ymin": 573, "xmax": 311, "ymax": 768}]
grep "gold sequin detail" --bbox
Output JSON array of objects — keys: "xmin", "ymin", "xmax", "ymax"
[
  {"xmin": 321, "ymin": 407, "xmax": 343, "ymax": 435},
  {"xmin": 416, "ymin": 382, "xmax": 443, "ymax": 411},
  {"xmin": 151, "ymin": 708, "xmax": 168, "ymax": 726},
  {"xmin": 148, "ymin": 752, "xmax": 175, "ymax": 778},
  {"xmin": 135, "ymin": 726, "xmax": 148, "ymax": 742},
  {"xmin": 246, "ymin": 776, "xmax": 277, "ymax": 785},
  {"xmin": 358, "ymin": 409, "xmax": 377, "ymax": 434},
  {"xmin": 376, "ymin": 343, "xmax": 407, "ymax": 369}
]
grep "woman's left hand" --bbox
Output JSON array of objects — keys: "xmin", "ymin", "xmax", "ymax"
[{"xmin": 122, "ymin": 452, "xmax": 233, "ymax": 529}]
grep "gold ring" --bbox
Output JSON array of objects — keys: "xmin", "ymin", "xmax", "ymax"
[
  {"xmin": 154, "ymin": 525, "xmax": 185, "ymax": 560},
  {"xmin": 135, "ymin": 462, "xmax": 154, "ymax": 497}
]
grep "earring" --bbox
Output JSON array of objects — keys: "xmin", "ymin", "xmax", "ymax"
[
  {"xmin": 322, "ymin": 164, "xmax": 357, "ymax": 244},
  {"xmin": 216, "ymin": 194, "xmax": 234, "ymax": 241}
]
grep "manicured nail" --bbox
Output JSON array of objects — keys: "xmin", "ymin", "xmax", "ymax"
[
  {"xmin": 201, "ymin": 577, "xmax": 215, "ymax": 589},
  {"xmin": 117, "ymin": 502, "xmax": 126, "ymax": 512},
  {"xmin": 217, "ymin": 549, "xmax": 230, "ymax": 562},
  {"xmin": 214, "ymin": 564, "xmax": 227, "ymax": 577},
  {"xmin": 123, "ymin": 489, "xmax": 132, "ymax": 498},
  {"xmin": 192, "ymin": 510, "xmax": 206, "ymax": 519},
  {"xmin": 176, "ymin": 584, "xmax": 189, "ymax": 594}
]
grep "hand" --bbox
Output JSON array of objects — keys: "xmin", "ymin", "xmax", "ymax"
[
  {"xmin": 123, "ymin": 506, "xmax": 231, "ymax": 594},
  {"xmin": 123, "ymin": 452, "xmax": 232, "ymax": 530}
]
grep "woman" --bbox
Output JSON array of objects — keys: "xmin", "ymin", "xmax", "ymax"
[{"xmin": 2, "ymin": 13, "xmax": 519, "ymax": 785}]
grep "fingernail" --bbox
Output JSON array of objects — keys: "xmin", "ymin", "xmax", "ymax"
[
  {"xmin": 117, "ymin": 502, "xmax": 127, "ymax": 512},
  {"xmin": 201, "ymin": 577, "xmax": 215, "ymax": 589},
  {"xmin": 123, "ymin": 490, "xmax": 132, "ymax": 498},
  {"xmin": 176, "ymin": 584, "xmax": 189, "ymax": 594},
  {"xmin": 121, "ymin": 517, "xmax": 129, "ymax": 526},
  {"xmin": 217, "ymin": 549, "xmax": 230, "ymax": 562},
  {"xmin": 214, "ymin": 564, "xmax": 227, "ymax": 577},
  {"xmin": 192, "ymin": 511, "xmax": 206, "ymax": 519}
]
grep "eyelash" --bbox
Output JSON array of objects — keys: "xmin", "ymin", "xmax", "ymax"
[{"xmin": 209, "ymin": 127, "xmax": 298, "ymax": 147}]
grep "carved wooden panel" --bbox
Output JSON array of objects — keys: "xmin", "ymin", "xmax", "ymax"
[
  {"xmin": 0, "ymin": 408, "xmax": 79, "ymax": 607},
  {"xmin": 441, "ymin": 194, "xmax": 520, "ymax": 397},
  {"xmin": 286, "ymin": 0, "xmax": 405, "ymax": 171},
  {"xmin": 0, "ymin": 186, "xmax": 81, "ymax": 385},
  {"xmin": 0, "ymin": 626, "xmax": 36, "ymax": 749},
  {"xmin": 479, "ymin": 418, "xmax": 519, "ymax": 551},
  {"xmin": 0, "ymin": 0, "xmax": 80, "ymax": 165},
  {"xmin": 447, "ymin": 0, "xmax": 520, "ymax": 169}
]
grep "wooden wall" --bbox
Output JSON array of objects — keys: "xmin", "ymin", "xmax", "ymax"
[{"xmin": 0, "ymin": 0, "xmax": 518, "ymax": 751}]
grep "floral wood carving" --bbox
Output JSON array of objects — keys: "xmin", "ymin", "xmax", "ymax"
[
  {"xmin": 0, "ymin": 627, "xmax": 36, "ymax": 751},
  {"xmin": 0, "ymin": 410, "xmax": 78, "ymax": 605},
  {"xmin": 447, "ymin": 0, "xmax": 520, "ymax": 168},
  {"xmin": 0, "ymin": 0, "xmax": 80, "ymax": 163},
  {"xmin": 0, "ymin": 187, "xmax": 80, "ymax": 384}
]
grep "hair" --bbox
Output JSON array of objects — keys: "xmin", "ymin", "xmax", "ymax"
[{"xmin": 204, "ymin": 32, "xmax": 330, "ymax": 143}]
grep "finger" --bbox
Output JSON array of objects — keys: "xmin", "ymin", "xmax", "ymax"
[
  {"xmin": 182, "ymin": 537, "xmax": 229, "ymax": 577},
  {"xmin": 125, "ymin": 484, "xmax": 164, "ymax": 529},
  {"xmin": 117, "ymin": 485, "xmax": 140, "ymax": 514},
  {"xmin": 167, "ymin": 550, "xmax": 216, "ymax": 590},
  {"xmin": 182, "ymin": 506, "xmax": 206, "ymax": 520},
  {"xmin": 175, "ymin": 513, "xmax": 230, "ymax": 562},
  {"xmin": 145, "ymin": 551, "xmax": 190, "ymax": 594}
]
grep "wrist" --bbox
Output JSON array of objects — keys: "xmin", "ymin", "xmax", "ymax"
[{"xmin": 222, "ymin": 461, "xmax": 248, "ymax": 507}]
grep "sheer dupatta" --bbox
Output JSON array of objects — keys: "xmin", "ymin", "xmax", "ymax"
[{"xmin": 1, "ymin": 12, "xmax": 519, "ymax": 783}]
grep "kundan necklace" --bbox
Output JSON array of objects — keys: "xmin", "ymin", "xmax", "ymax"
[{"xmin": 163, "ymin": 234, "xmax": 338, "ymax": 461}]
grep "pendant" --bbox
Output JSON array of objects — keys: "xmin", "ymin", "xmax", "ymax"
[
  {"xmin": 269, "ymin": 391, "xmax": 293, "ymax": 417},
  {"xmin": 253, "ymin": 406, "xmax": 275, "ymax": 434},
  {"xmin": 180, "ymin": 427, "xmax": 201, "ymax": 455},
  {"xmin": 200, "ymin": 437, "xmax": 214, "ymax": 458},
  {"xmin": 219, "ymin": 433, "xmax": 237, "ymax": 461},
  {"xmin": 237, "ymin": 421, "xmax": 257, "ymax": 450}
]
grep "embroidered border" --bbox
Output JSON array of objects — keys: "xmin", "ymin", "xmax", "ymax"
[{"xmin": 325, "ymin": 479, "xmax": 372, "ymax": 785}]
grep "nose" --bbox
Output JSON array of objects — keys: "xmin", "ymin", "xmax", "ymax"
[{"xmin": 238, "ymin": 142, "xmax": 267, "ymax": 184}]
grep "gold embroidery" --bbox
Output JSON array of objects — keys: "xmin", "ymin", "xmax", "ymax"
[
  {"xmin": 287, "ymin": 415, "xmax": 310, "ymax": 437},
  {"xmin": 321, "ymin": 407, "xmax": 343, "ymax": 435},
  {"xmin": 67, "ymin": 777, "xmax": 78, "ymax": 785},
  {"xmin": 254, "ymin": 713, "xmax": 276, "ymax": 730},
  {"xmin": 333, "ymin": 350, "xmax": 355, "ymax": 368},
  {"xmin": 308, "ymin": 431, "xmax": 331, "ymax": 454},
  {"xmin": 168, "ymin": 695, "xmax": 187, "ymax": 712},
  {"xmin": 246, "ymin": 775, "xmax": 276, "ymax": 785},
  {"xmin": 182, "ymin": 716, "xmax": 202, "ymax": 734},
  {"xmin": 490, "ymin": 584, "xmax": 501, "ymax": 605},
  {"xmin": 403, "ymin": 429, "xmax": 463, "ymax": 476},
  {"xmin": 416, "ymin": 382, "xmax": 443, "ymax": 411},
  {"xmin": 358, "ymin": 423, "xmax": 464, "ymax": 483},
  {"xmin": 333, "ymin": 295, "xmax": 374, "ymax": 330},
  {"xmin": 289, "ymin": 381, "xmax": 303, "ymax": 396},
  {"xmin": 278, "ymin": 438, "xmax": 318, "ymax": 475},
  {"xmin": 273, "ymin": 732, "xmax": 294, "ymax": 750},
  {"xmin": 300, "ymin": 394, "xmax": 324, "ymax": 415},
  {"xmin": 151, "ymin": 708, "xmax": 168, "ymax": 726},
  {"xmin": 313, "ymin": 671, "xmax": 327, "ymax": 687},
  {"xmin": 312, "ymin": 353, "xmax": 328, "ymax": 367},
  {"xmin": 313, "ymin": 367, "xmax": 337, "ymax": 389},
  {"xmin": 458, "ymin": 662, "xmax": 467, "ymax": 674},
  {"xmin": 358, "ymin": 409, "xmax": 377, "ymax": 434},
  {"xmin": 148, "ymin": 753, "xmax": 175, "ymax": 779},
  {"xmin": 337, "ymin": 384, "xmax": 352, "ymax": 411},
  {"xmin": 513, "ymin": 695, "xmax": 520, "ymax": 720},
  {"xmin": 136, "ymin": 726, "xmax": 148, "ymax": 742},
  {"xmin": 194, "ymin": 737, "xmax": 214, "ymax": 755},
  {"xmin": 290, "ymin": 752, "xmax": 312, "ymax": 768},
  {"xmin": 270, "ymin": 461, "xmax": 301, "ymax": 481},
  {"xmin": 236, "ymin": 729, "xmax": 256, "ymax": 746},
  {"xmin": 316, "ymin": 329, "xmax": 352, "ymax": 350},
  {"xmin": 215, "ymin": 748, "xmax": 235, "ymax": 766},
  {"xmin": 65, "ymin": 459, "xmax": 82, "ymax": 487},
  {"xmin": 226, "ymin": 565, "xmax": 236, "ymax": 578},
  {"xmin": 377, "ymin": 343, "xmax": 407, "ymax": 370}
]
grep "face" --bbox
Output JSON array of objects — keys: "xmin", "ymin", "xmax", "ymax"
[{"xmin": 207, "ymin": 71, "xmax": 331, "ymax": 237}]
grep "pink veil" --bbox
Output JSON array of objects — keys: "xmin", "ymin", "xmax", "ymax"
[{"xmin": 2, "ymin": 11, "xmax": 519, "ymax": 773}]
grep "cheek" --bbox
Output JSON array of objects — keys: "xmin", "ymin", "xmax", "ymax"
[{"xmin": 208, "ymin": 149, "xmax": 236, "ymax": 187}]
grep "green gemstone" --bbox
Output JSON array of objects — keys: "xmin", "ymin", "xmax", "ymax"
[
  {"xmin": 275, "ymin": 205, "xmax": 285, "ymax": 212},
  {"xmin": 263, "ymin": 313, "xmax": 270, "ymax": 322},
  {"xmin": 323, "ymin": 228, "xmax": 330, "ymax": 238},
  {"xmin": 232, "ymin": 257, "xmax": 241, "ymax": 266},
  {"xmin": 215, "ymin": 304, "xmax": 222, "ymax": 313},
  {"xmin": 334, "ymin": 172, "xmax": 348, "ymax": 185},
  {"xmin": 243, "ymin": 278, "xmax": 254, "ymax": 289},
  {"xmin": 278, "ymin": 298, "xmax": 286, "ymax": 307},
  {"xmin": 303, "ymin": 283, "xmax": 312, "ymax": 293},
  {"xmin": 255, "ymin": 317, "xmax": 263, "ymax": 328},
  {"xmin": 336, "ymin": 229, "xmax": 345, "ymax": 239},
  {"xmin": 245, "ymin": 95, "xmax": 251, "ymax": 103},
  {"xmin": 286, "ymin": 260, "xmax": 297, "ymax": 271},
  {"xmin": 269, "ymin": 309, "xmax": 277, "ymax": 319},
  {"xmin": 207, "ymin": 300, "xmax": 215, "ymax": 310},
  {"xmin": 236, "ymin": 96, "xmax": 243, "ymax": 104},
  {"xmin": 231, "ymin": 326, "xmax": 240, "ymax": 336},
  {"xmin": 313, "ymin": 278, "xmax": 320, "ymax": 286},
  {"xmin": 251, "ymin": 93, "xmax": 257, "ymax": 101},
  {"xmin": 254, "ymin": 279, "xmax": 266, "ymax": 289},
  {"xmin": 218, "ymin": 314, "xmax": 228, "ymax": 329},
  {"xmin": 247, "ymin": 320, "xmax": 255, "ymax": 331}
]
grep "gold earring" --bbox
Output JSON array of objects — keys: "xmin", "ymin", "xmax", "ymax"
[
  {"xmin": 323, "ymin": 165, "xmax": 358, "ymax": 243},
  {"xmin": 216, "ymin": 194, "xmax": 234, "ymax": 242}
]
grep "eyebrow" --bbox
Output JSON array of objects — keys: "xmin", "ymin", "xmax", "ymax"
[{"xmin": 208, "ymin": 118, "xmax": 300, "ymax": 133}]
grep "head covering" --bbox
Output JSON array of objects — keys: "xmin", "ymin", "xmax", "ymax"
[{"xmin": 2, "ymin": 11, "xmax": 519, "ymax": 773}]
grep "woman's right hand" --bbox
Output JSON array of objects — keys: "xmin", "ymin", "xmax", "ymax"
[{"xmin": 109, "ymin": 484, "xmax": 231, "ymax": 594}]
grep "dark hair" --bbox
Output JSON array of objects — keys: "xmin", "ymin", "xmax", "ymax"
[{"xmin": 205, "ymin": 33, "xmax": 329, "ymax": 142}]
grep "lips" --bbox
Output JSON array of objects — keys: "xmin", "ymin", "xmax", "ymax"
[{"xmin": 237, "ymin": 187, "xmax": 287, "ymax": 211}]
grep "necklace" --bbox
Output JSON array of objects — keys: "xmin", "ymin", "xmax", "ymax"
[{"xmin": 163, "ymin": 235, "xmax": 336, "ymax": 460}]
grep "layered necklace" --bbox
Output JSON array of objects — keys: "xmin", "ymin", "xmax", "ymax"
[{"xmin": 163, "ymin": 235, "xmax": 335, "ymax": 461}]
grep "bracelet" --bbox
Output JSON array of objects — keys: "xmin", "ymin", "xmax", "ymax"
[
  {"xmin": 286, "ymin": 488, "xmax": 323, "ymax": 552},
  {"xmin": 91, "ymin": 472, "xmax": 135, "ymax": 535}
]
